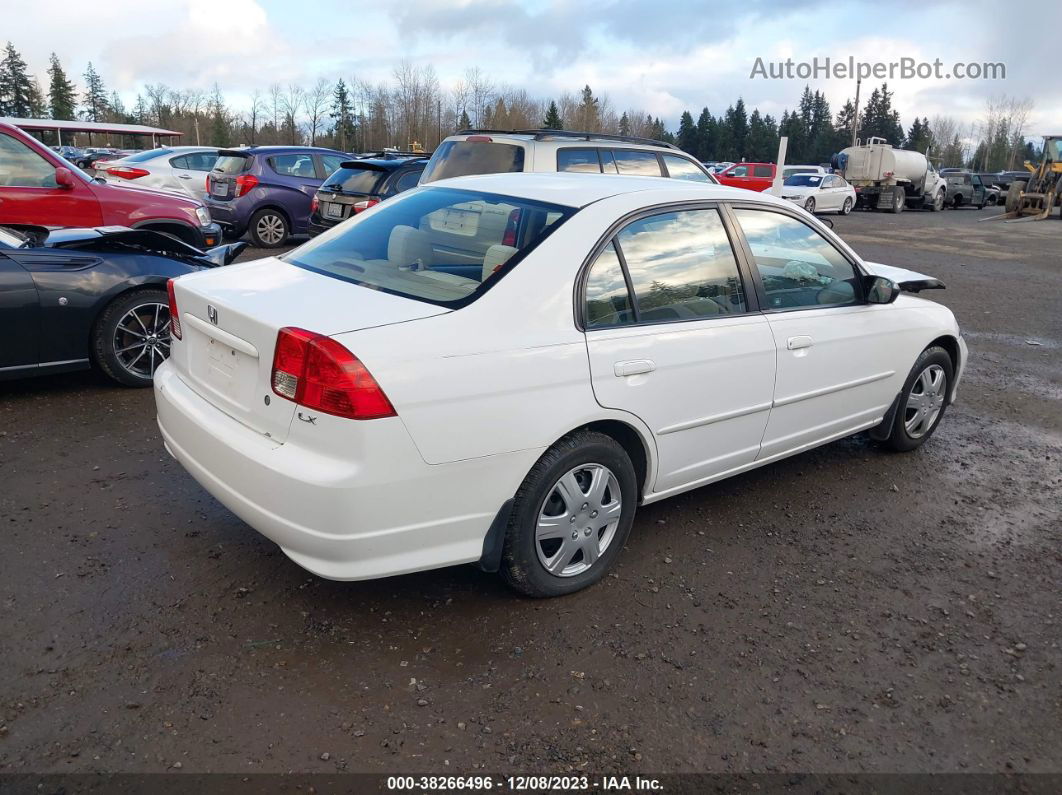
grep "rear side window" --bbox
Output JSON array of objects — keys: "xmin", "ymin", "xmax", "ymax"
[
  {"xmin": 753, "ymin": 165, "xmax": 773, "ymax": 178},
  {"xmin": 585, "ymin": 242, "xmax": 634, "ymax": 328},
  {"xmin": 662, "ymin": 154, "xmax": 711, "ymax": 182},
  {"xmin": 322, "ymin": 167, "xmax": 386, "ymax": 194},
  {"xmin": 616, "ymin": 209, "xmax": 747, "ymax": 321},
  {"xmin": 558, "ymin": 148, "xmax": 601, "ymax": 173},
  {"xmin": 612, "ymin": 150, "xmax": 662, "ymax": 176},
  {"xmin": 170, "ymin": 152, "xmax": 216, "ymax": 171},
  {"xmin": 123, "ymin": 148, "xmax": 172, "ymax": 163},
  {"xmin": 213, "ymin": 155, "xmax": 250, "ymax": 174},
  {"xmin": 271, "ymin": 154, "xmax": 317, "ymax": 178},
  {"xmin": 421, "ymin": 140, "xmax": 525, "ymax": 183},
  {"xmin": 394, "ymin": 168, "xmax": 423, "ymax": 192}
]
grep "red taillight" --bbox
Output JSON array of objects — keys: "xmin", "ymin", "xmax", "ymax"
[
  {"xmin": 502, "ymin": 208, "xmax": 521, "ymax": 246},
  {"xmin": 205, "ymin": 174, "xmax": 212, "ymax": 193},
  {"xmin": 466, "ymin": 135, "xmax": 493, "ymax": 142},
  {"xmin": 270, "ymin": 327, "xmax": 395, "ymax": 420},
  {"xmin": 106, "ymin": 166, "xmax": 150, "ymax": 179},
  {"xmin": 310, "ymin": 195, "xmax": 319, "ymax": 213},
  {"xmin": 234, "ymin": 174, "xmax": 258, "ymax": 197},
  {"xmin": 166, "ymin": 279, "xmax": 182, "ymax": 340},
  {"xmin": 352, "ymin": 199, "xmax": 380, "ymax": 214}
]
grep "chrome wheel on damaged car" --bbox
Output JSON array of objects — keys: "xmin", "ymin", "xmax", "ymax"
[
  {"xmin": 882, "ymin": 346, "xmax": 954, "ymax": 452},
  {"xmin": 536, "ymin": 463, "xmax": 623, "ymax": 577}
]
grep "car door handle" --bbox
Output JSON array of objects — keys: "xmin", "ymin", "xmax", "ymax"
[
  {"xmin": 178, "ymin": 174, "xmax": 192, "ymax": 179},
  {"xmin": 787, "ymin": 336, "xmax": 813, "ymax": 350},
  {"xmin": 614, "ymin": 359, "xmax": 655, "ymax": 377}
]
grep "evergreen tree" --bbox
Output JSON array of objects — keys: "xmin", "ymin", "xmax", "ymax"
[
  {"xmin": 47, "ymin": 53, "xmax": 77, "ymax": 120},
  {"xmin": 542, "ymin": 100, "xmax": 562, "ymax": 130},
  {"xmin": 208, "ymin": 83, "xmax": 230, "ymax": 147},
  {"xmin": 905, "ymin": 116, "xmax": 933, "ymax": 153},
  {"xmin": 0, "ymin": 42, "xmax": 35, "ymax": 117},
  {"xmin": 723, "ymin": 99, "xmax": 748, "ymax": 160},
  {"xmin": 778, "ymin": 110, "xmax": 806, "ymax": 163},
  {"xmin": 457, "ymin": 108, "xmax": 472, "ymax": 130},
  {"xmin": 860, "ymin": 83, "xmax": 903, "ymax": 145},
  {"xmin": 695, "ymin": 107, "xmax": 715, "ymax": 161},
  {"xmin": 833, "ymin": 98, "xmax": 858, "ymax": 150},
  {"xmin": 576, "ymin": 86, "xmax": 599, "ymax": 131},
  {"xmin": 330, "ymin": 79, "xmax": 356, "ymax": 151},
  {"xmin": 618, "ymin": 111, "xmax": 630, "ymax": 136},
  {"xmin": 807, "ymin": 90, "xmax": 833, "ymax": 162},
  {"xmin": 81, "ymin": 62, "xmax": 109, "ymax": 122},
  {"xmin": 746, "ymin": 109, "xmax": 779, "ymax": 162},
  {"xmin": 27, "ymin": 77, "xmax": 46, "ymax": 118},
  {"xmin": 676, "ymin": 110, "xmax": 697, "ymax": 155}
]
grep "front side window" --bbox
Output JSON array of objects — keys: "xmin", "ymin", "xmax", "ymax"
[
  {"xmin": 598, "ymin": 209, "xmax": 747, "ymax": 324},
  {"xmin": 662, "ymin": 155, "xmax": 711, "ymax": 182},
  {"xmin": 558, "ymin": 148, "xmax": 602, "ymax": 173},
  {"xmin": 612, "ymin": 150, "xmax": 662, "ymax": 176},
  {"xmin": 420, "ymin": 140, "xmax": 525, "ymax": 183},
  {"xmin": 729, "ymin": 165, "xmax": 748, "ymax": 177},
  {"xmin": 0, "ymin": 134, "xmax": 60, "ymax": 187},
  {"xmin": 283, "ymin": 187, "xmax": 572, "ymax": 307},
  {"xmin": 585, "ymin": 242, "xmax": 634, "ymax": 328},
  {"xmin": 734, "ymin": 209, "xmax": 861, "ymax": 310}
]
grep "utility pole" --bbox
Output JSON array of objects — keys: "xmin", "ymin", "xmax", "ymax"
[{"xmin": 850, "ymin": 76, "xmax": 861, "ymax": 147}]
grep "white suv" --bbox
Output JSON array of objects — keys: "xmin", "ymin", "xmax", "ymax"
[{"xmin": 420, "ymin": 129, "xmax": 718, "ymax": 185}]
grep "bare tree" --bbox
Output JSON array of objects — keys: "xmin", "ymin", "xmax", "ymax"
[
  {"xmin": 268, "ymin": 83, "xmax": 283, "ymax": 144},
  {"xmin": 464, "ymin": 67, "xmax": 495, "ymax": 128},
  {"xmin": 248, "ymin": 90, "xmax": 264, "ymax": 145},
  {"xmin": 302, "ymin": 78, "xmax": 330, "ymax": 146},
  {"xmin": 280, "ymin": 83, "xmax": 304, "ymax": 145}
]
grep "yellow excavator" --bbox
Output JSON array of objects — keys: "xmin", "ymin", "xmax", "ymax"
[{"xmin": 995, "ymin": 135, "xmax": 1062, "ymax": 221}]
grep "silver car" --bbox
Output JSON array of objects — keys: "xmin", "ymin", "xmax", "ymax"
[{"xmin": 99, "ymin": 146, "xmax": 220, "ymax": 201}]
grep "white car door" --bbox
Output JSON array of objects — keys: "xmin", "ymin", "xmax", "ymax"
[
  {"xmin": 582, "ymin": 207, "xmax": 776, "ymax": 495},
  {"xmin": 730, "ymin": 207, "xmax": 918, "ymax": 460}
]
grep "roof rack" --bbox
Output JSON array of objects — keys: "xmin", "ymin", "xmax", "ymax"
[
  {"xmin": 457, "ymin": 129, "xmax": 681, "ymax": 151},
  {"xmin": 352, "ymin": 150, "xmax": 432, "ymax": 159}
]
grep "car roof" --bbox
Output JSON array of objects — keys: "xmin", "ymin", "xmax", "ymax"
[{"xmin": 422, "ymin": 172, "xmax": 779, "ymax": 209}]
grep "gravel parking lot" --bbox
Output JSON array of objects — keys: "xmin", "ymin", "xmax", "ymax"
[{"xmin": 1, "ymin": 206, "xmax": 1059, "ymax": 776}]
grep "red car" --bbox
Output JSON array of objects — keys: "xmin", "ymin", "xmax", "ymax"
[
  {"xmin": 714, "ymin": 162, "xmax": 777, "ymax": 192},
  {"xmin": 0, "ymin": 123, "xmax": 220, "ymax": 248}
]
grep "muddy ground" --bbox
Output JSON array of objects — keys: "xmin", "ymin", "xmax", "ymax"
[{"xmin": 1, "ymin": 205, "xmax": 1059, "ymax": 777}]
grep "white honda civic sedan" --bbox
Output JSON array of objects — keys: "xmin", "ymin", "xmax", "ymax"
[{"xmin": 155, "ymin": 173, "xmax": 966, "ymax": 597}]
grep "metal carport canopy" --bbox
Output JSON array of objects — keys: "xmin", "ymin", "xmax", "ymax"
[{"xmin": 0, "ymin": 117, "xmax": 183, "ymax": 145}]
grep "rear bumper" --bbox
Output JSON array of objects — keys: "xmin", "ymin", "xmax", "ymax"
[
  {"xmin": 203, "ymin": 198, "xmax": 246, "ymax": 236},
  {"xmin": 153, "ymin": 362, "xmax": 535, "ymax": 581}
]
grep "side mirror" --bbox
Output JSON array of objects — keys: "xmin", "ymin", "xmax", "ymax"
[
  {"xmin": 865, "ymin": 275, "xmax": 900, "ymax": 304},
  {"xmin": 54, "ymin": 166, "xmax": 75, "ymax": 190}
]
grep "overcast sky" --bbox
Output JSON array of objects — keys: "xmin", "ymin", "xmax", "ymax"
[{"xmin": 7, "ymin": 0, "xmax": 1059, "ymax": 137}]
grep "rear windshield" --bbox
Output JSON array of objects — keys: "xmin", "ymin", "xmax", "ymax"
[
  {"xmin": 322, "ymin": 166, "xmax": 387, "ymax": 194},
  {"xmin": 282, "ymin": 187, "xmax": 572, "ymax": 308},
  {"xmin": 420, "ymin": 140, "xmax": 525, "ymax": 183},
  {"xmin": 213, "ymin": 154, "xmax": 251, "ymax": 174},
  {"xmin": 122, "ymin": 148, "xmax": 172, "ymax": 163}
]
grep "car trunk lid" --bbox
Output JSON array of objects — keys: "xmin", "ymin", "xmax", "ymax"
[{"xmin": 169, "ymin": 257, "xmax": 448, "ymax": 442}]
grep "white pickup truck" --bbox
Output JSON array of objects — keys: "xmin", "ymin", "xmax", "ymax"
[{"xmin": 835, "ymin": 137, "xmax": 947, "ymax": 213}]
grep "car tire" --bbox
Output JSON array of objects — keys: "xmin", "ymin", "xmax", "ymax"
[
  {"xmin": 92, "ymin": 288, "xmax": 171, "ymax": 387},
  {"xmin": 804, "ymin": 197, "xmax": 816, "ymax": 213},
  {"xmin": 928, "ymin": 190, "xmax": 944, "ymax": 212},
  {"xmin": 952, "ymin": 194, "xmax": 963, "ymax": 209},
  {"xmin": 501, "ymin": 430, "xmax": 638, "ymax": 598},
  {"xmin": 249, "ymin": 208, "xmax": 290, "ymax": 248},
  {"xmin": 840, "ymin": 197, "xmax": 853, "ymax": 215},
  {"xmin": 882, "ymin": 346, "xmax": 954, "ymax": 453}
]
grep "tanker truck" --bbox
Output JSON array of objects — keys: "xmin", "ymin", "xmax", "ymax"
[{"xmin": 833, "ymin": 137, "xmax": 947, "ymax": 213}]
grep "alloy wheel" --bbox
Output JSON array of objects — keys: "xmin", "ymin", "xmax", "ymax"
[
  {"xmin": 256, "ymin": 214, "xmax": 286, "ymax": 246},
  {"xmin": 904, "ymin": 364, "xmax": 946, "ymax": 439},
  {"xmin": 535, "ymin": 464, "xmax": 622, "ymax": 577},
  {"xmin": 805, "ymin": 197, "xmax": 816, "ymax": 213},
  {"xmin": 113, "ymin": 302, "xmax": 170, "ymax": 379}
]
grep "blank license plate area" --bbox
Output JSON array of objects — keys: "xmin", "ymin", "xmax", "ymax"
[
  {"xmin": 188, "ymin": 329, "xmax": 258, "ymax": 411},
  {"xmin": 212, "ymin": 181, "xmax": 228, "ymax": 197}
]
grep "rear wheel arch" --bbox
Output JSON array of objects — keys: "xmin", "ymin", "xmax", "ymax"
[{"xmin": 574, "ymin": 419, "xmax": 653, "ymax": 498}]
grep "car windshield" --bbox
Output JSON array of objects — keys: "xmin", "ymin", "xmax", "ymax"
[
  {"xmin": 322, "ymin": 166, "xmax": 387, "ymax": 194},
  {"xmin": 784, "ymin": 174, "xmax": 823, "ymax": 186},
  {"xmin": 282, "ymin": 187, "xmax": 573, "ymax": 307},
  {"xmin": 420, "ymin": 141, "xmax": 525, "ymax": 183}
]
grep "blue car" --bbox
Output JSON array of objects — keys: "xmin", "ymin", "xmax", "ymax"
[{"xmin": 204, "ymin": 146, "xmax": 350, "ymax": 248}]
